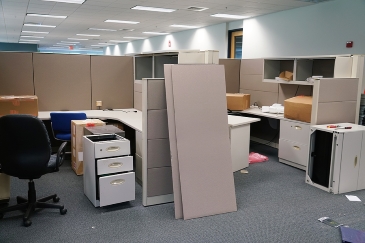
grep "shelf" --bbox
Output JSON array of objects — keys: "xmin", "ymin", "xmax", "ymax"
[
  {"xmin": 263, "ymin": 79, "xmax": 313, "ymax": 85},
  {"xmin": 264, "ymin": 59, "xmax": 294, "ymax": 80}
]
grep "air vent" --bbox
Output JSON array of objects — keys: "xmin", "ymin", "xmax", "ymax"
[{"xmin": 186, "ymin": 6, "xmax": 209, "ymax": 12}]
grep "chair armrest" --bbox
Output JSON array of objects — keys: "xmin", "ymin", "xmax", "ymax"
[{"xmin": 56, "ymin": 142, "xmax": 67, "ymax": 169}]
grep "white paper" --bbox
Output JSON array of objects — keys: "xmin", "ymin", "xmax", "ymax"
[
  {"xmin": 78, "ymin": 152, "xmax": 83, "ymax": 161},
  {"xmin": 345, "ymin": 195, "xmax": 361, "ymax": 202}
]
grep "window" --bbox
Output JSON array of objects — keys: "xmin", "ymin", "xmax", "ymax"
[{"xmin": 228, "ymin": 29, "xmax": 243, "ymax": 59}]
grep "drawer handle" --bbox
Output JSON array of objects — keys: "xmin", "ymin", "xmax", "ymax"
[
  {"xmin": 293, "ymin": 146, "xmax": 300, "ymax": 150},
  {"xmin": 355, "ymin": 156, "xmax": 358, "ymax": 167},
  {"xmin": 109, "ymin": 162, "xmax": 123, "ymax": 168},
  {"xmin": 294, "ymin": 126, "xmax": 302, "ymax": 130},
  {"xmin": 110, "ymin": 179, "xmax": 125, "ymax": 185},
  {"xmin": 107, "ymin": 146, "xmax": 120, "ymax": 152}
]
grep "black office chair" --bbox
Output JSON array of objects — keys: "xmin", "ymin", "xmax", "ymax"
[{"xmin": 0, "ymin": 114, "xmax": 67, "ymax": 227}]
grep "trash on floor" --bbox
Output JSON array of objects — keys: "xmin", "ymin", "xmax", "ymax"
[
  {"xmin": 345, "ymin": 195, "xmax": 361, "ymax": 202},
  {"xmin": 249, "ymin": 152, "xmax": 269, "ymax": 164},
  {"xmin": 240, "ymin": 170, "xmax": 248, "ymax": 174},
  {"xmin": 340, "ymin": 226, "xmax": 365, "ymax": 243},
  {"xmin": 318, "ymin": 217, "xmax": 343, "ymax": 228}
]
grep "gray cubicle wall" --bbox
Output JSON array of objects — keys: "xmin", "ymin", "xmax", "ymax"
[
  {"xmin": 0, "ymin": 52, "xmax": 34, "ymax": 95},
  {"xmin": 154, "ymin": 55, "xmax": 178, "ymax": 78},
  {"xmin": 219, "ymin": 59, "xmax": 241, "ymax": 93},
  {"xmin": 135, "ymin": 56, "xmax": 153, "ymax": 80},
  {"xmin": 33, "ymin": 53, "xmax": 92, "ymax": 111},
  {"xmin": 91, "ymin": 56, "xmax": 134, "ymax": 110}
]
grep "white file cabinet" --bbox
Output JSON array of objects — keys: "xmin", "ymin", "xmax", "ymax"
[
  {"xmin": 279, "ymin": 119, "xmax": 310, "ymax": 170},
  {"xmin": 83, "ymin": 134, "xmax": 135, "ymax": 207},
  {"xmin": 306, "ymin": 123, "xmax": 365, "ymax": 194}
]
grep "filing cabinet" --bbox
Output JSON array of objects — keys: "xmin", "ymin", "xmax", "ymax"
[
  {"xmin": 83, "ymin": 134, "xmax": 135, "ymax": 207},
  {"xmin": 278, "ymin": 119, "xmax": 310, "ymax": 170}
]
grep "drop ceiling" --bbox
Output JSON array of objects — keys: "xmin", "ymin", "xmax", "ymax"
[{"xmin": 0, "ymin": 0, "xmax": 331, "ymax": 51}]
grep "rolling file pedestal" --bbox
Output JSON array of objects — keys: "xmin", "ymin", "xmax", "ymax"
[
  {"xmin": 306, "ymin": 123, "xmax": 365, "ymax": 194},
  {"xmin": 83, "ymin": 134, "xmax": 135, "ymax": 207}
]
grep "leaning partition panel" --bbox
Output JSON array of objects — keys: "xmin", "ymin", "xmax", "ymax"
[
  {"xmin": 219, "ymin": 59, "xmax": 241, "ymax": 93},
  {"xmin": 91, "ymin": 56, "xmax": 134, "ymax": 110},
  {"xmin": 33, "ymin": 53, "xmax": 91, "ymax": 111},
  {"xmin": 0, "ymin": 52, "xmax": 34, "ymax": 95}
]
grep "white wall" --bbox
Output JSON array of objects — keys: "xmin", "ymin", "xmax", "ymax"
[
  {"xmin": 242, "ymin": 0, "xmax": 365, "ymax": 58},
  {"xmin": 106, "ymin": 22, "xmax": 240, "ymax": 58}
]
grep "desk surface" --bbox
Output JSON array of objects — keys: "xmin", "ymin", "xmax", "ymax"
[
  {"xmin": 38, "ymin": 109, "xmax": 143, "ymax": 132},
  {"xmin": 238, "ymin": 108, "xmax": 284, "ymax": 120},
  {"xmin": 227, "ymin": 115, "xmax": 260, "ymax": 127}
]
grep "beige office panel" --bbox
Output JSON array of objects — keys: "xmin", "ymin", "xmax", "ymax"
[
  {"xmin": 278, "ymin": 84, "xmax": 312, "ymax": 104},
  {"xmin": 147, "ymin": 139, "xmax": 171, "ymax": 168},
  {"xmin": 91, "ymin": 56, "xmax": 133, "ymax": 109},
  {"xmin": 315, "ymin": 101, "xmax": 356, "ymax": 125},
  {"xmin": 241, "ymin": 59, "xmax": 264, "ymax": 75},
  {"xmin": 169, "ymin": 64, "xmax": 237, "ymax": 220},
  {"xmin": 240, "ymin": 74, "xmax": 278, "ymax": 92},
  {"xmin": 147, "ymin": 79, "xmax": 167, "ymax": 110},
  {"xmin": 240, "ymin": 89, "xmax": 278, "ymax": 106},
  {"xmin": 33, "ymin": 53, "xmax": 91, "ymax": 111},
  {"xmin": 134, "ymin": 80, "xmax": 142, "ymax": 92},
  {"xmin": 0, "ymin": 52, "xmax": 34, "ymax": 96},
  {"xmin": 147, "ymin": 167, "xmax": 173, "ymax": 197},
  {"xmin": 147, "ymin": 109, "xmax": 169, "ymax": 139},
  {"xmin": 134, "ymin": 91, "xmax": 142, "ymax": 111},
  {"xmin": 316, "ymin": 78, "xmax": 358, "ymax": 102},
  {"xmin": 164, "ymin": 64, "xmax": 183, "ymax": 219},
  {"xmin": 219, "ymin": 59, "xmax": 240, "ymax": 93}
]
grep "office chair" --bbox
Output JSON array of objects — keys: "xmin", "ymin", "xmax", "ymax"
[
  {"xmin": 0, "ymin": 114, "xmax": 67, "ymax": 227},
  {"xmin": 50, "ymin": 112, "xmax": 87, "ymax": 141}
]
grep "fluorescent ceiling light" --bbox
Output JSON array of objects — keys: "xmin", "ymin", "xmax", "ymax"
[
  {"xmin": 19, "ymin": 39, "xmax": 40, "ymax": 42},
  {"xmin": 186, "ymin": 6, "xmax": 209, "ymax": 12},
  {"xmin": 119, "ymin": 29, "xmax": 134, "ymax": 31},
  {"xmin": 98, "ymin": 43, "xmax": 110, "ymax": 45},
  {"xmin": 105, "ymin": 20, "xmax": 139, "ymax": 24},
  {"xmin": 68, "ymin": 38, "xmax": 88, "ymax": 40},
  {"xmin": 170, "ymin": 24, "xmax": 199, "ymax": 28},
  {"xmin": 91, "ymin": 45, "xmax": 108, "ymax": 47},
  {"xmin": 22, "ymin": 30, "xmax": 49, "ymax": 34},
  {"xmin": 77, "ymin": 34, "xmax": 100, "ymax": 37},
  {"xmin": 109, "ymin": 40, "xmax": 128, "ymax": 43},
  {"xmin": 24, "ymin": 23, "xmax": 56, "ymax": 28},
  {"xmin": 57, "ymin": 43, "xmax": 76, "ymax": 45},
  {"xmin": 88, "ymin": 28, "xmax": 117, "ymax": 31},
  {"xmin": 26, "ymin": 13, "xmax": 67, "ymax": 19},
  {"xmin": 61, "ymin": 41, "xmax": 80, "ymax": 43},
  {"xmin": 143, "ymin": 32, "xmax": 168, "ymax": 35},
  {"xmin": 42, "ymin": 0, "xmax": 85, "ymax": 4},
  {"xmin": 19, "ymin": 42, "xmax": 38, "ymax": 44},
  {"xmin": 123, "ymin": 37, "xmax": 144, "ymax": 39},
  {"xmin": 211, "ymin": 13, "xmax": 250, "ymax": 19},
  {"xmin": 20, "ymin": 36, "xmax": 44, "ymax": 38},
  {"xmin": 131, "ymin": 5, "xmax": 176, "ymax": 13}
]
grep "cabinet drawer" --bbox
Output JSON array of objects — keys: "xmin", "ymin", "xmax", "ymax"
[
  {"xmin": 279, "ymin": 139, "xmax": 309, "ymax": 167},
  {"xmin": 99, "ymin": 172, "xmax": 135, "ymax": 207},
  {"xmin": 97, "ymin": 156, "xmax": 133, "ymax": 175},
  {"xmin": 280, "ymin": 120, "xmax": 310, "ymax": 145},
  {"xmin": 94, "ymin": 139, "xmax": 130, "ymax": 159}
]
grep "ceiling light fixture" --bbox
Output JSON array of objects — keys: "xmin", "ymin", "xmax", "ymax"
[
  {"xmin": 211, "ymin": 13, "xmax": 250, "ymax": 19},
  {"xmin": 123, "ymin": 37, "xmax": 144, "ymax": 39},
  {"xmin": 19, "ymin": 42, "xmax": 38, "ymax": 44},
  {"xmin": 68, "ymin": 38, "xmax": 88, "ymax": 40},
  {"xmin": 186, "ymin": 6, "xmax": 209, "ymax": 12},
  {"xmin": 61, "ymin": 41, "xmax": 80, "ymax": 43},
  {"xmin": 26, "ymin": 13, "xmax": 67, "ymax": 19},
  {"xmin": 42, "ymin": 0, "xmax": 85, "ymax": 4},
  {"xmin": 109, "ymin": 40, "xmax": 128, "ymax": 43},
  {"xmin": 131, "ymin": 5, "xmax": 176, "ymax": 13},
  {"xmin": 88, "ymin": 28, "xmax": 117, "ymax": 31},
  {"xmin": 143, "ymin": 32, "xmax": 168, "ymax": 35},
  {"xmin": 76, "ymin": 34, "xmax": 100, "ymax": 37},
  {"xmin": 22, "ymin": 30, "xmax": 49, "ymax": 34},
  {"xmin": 91, "ymin": 44, "xmax": 108, "ymax": 47},
  {"xmin": 19, "ymin": 39, "xmax": 40, "ymax": 42},
  {"xmin": 170, "ymin": 24, "xmax": 199, "ymax": 28},
  {"xmin": 105, "ymin": 20, "xmax": 139, "ymax": 24},
  {"xmin": 20, "ymin": 36, "xmax": 44, "ymax": 38},
  {"xmin": 56, "ymin": 43, "xmax": 76, "ymax": 45},
  {"xmin": 119, "ymin": 29, "xmax": 135, "ymax": 31},
  {"xmin": 24, "ymin": 23, "xmax": 56, "ymax": 28}
]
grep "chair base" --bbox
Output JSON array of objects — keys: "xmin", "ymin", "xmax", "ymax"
[{"xmin": 0, "ymin": 180, "xmax": 67, "ymax": 227}]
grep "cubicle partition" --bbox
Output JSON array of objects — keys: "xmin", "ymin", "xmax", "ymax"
[{"xmin": 219, "ymin": 59, "xmax": 241, "ymax": 93}]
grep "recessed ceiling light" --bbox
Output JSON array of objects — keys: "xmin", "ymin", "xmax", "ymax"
[
  {"xmin": 88, "ymin": 28, "xmax": 117, "ymax": 31},
  {"xmin": 24, "ymin": 23, "xmax": 56, "ymax": 28},
  {"xmin": 119, "ymin": 29, "xmax": 135, "ymax": 31},
  {"xmin": 61, "ymin": 41, "xmax": 80, "ymax": 43},
  {"xmin": 123, "ymin": 37, "xmax": 144, "ymax": 39},
  {"xmin": 109, "ymin": 40, "xmax": 128, "ymax": 43},
  {"xmin": 131, "ymin": 5, "xmax": 176, "ymax": 13},
  {"xmin": 186, "ymin": 6, "xmax": 209, "ymax": 12},
  {"xmin": 143, "ymin": 32, "xmax": 168, "ymax": 35},
  {"xmin": 211, "ymin": 13, "xmax": 250, "ymax": 19},
  {"xmin": 77, "ymin": 34, "xmax": 100, "ymax": 37},
  {"xmin": 20, "ymin": 36, "xmax": 44, "ymax": 38},
  {"xmin": 42, "ymin": 0, "xmax": 85, "ymax": 4},
  {"xmin": 170, "ymin": 24, "xmax": 199, "ymax": 28},
  {"xmin": 105, "ymin": 20, "xmax": 139, "ymax": 24},
  {"xmin": 68, "ymin": 37, "xmax": 88, "ymax": 40},
  {"xmin": 26, "ymin": 13, "xmax": 67, "ymax": 19},
  {"xmin": 22, "ymin": 30, "xmax": 49, "ymax": 34},
  {"xmin": 19, "ymin": 39, "xmax": 40, "ymax": 42}
]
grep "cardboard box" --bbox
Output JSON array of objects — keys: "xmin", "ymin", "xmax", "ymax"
[
  {"xmin": 279, "ymin": 71, "xmax": 293, "ymax": 81},
  {"xmin": 71, "ymin": 119, "xmax": 105, "ymax": 175},
  {"xmin": 0, "ymin": 95, "xmax": 38, "ymax": 117},
  {"xmin": 284, "ymin": 96, "xmax": 312, "ymax": 123},
  {"xmin": 226, "ymin": 93, "xmax": 250, "ymax": 111}
]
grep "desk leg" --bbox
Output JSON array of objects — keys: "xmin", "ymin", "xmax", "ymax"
[{"xmin": 230, "ymin": 125, "xmax": 250, "ymax": 172}]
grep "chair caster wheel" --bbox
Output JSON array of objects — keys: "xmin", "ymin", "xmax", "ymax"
[
  {"xmin": 23, "ymin": 219, "xmax": 32, "ymax": 227},
  {"xmin": 60, "ymin": 208, "xmax": 67, "ymax": 215},
  {"xmin": 53, "ymin": 196, "xmax": 60, "ymax": 203}
]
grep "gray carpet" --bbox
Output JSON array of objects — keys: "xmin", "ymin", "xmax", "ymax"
[{"xmin": 1, "ymin": 144, "xmax": 365, "ymax": 243}]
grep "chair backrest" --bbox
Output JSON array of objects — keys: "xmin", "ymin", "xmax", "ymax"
[
  {"xmin": 0, "ymin": 114, "xmax": 52, "ymax": 179},
  {"xmin": 50, "ymin": 112, "xmax": 87, "ymax": 133}
]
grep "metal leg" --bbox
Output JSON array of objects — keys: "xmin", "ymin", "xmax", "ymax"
[
  {"xmin": 38, "ymin": 194, "xmax": 57, "ymax": 203},
  {"xmin": 36, "ymin": 202, "xmax": 64, "ymax": 210},
  {"xmin": 16, "ymin": 196, "xmax": 27, "ymax": 204},
  {"xmin": 0, "ymin": 202, "xmax": 28, "ymax": 214}
]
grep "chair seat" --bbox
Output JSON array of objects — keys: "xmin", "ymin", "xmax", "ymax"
[{"xmin": 55, "ymin": 133, "xmax": 71, "ymax": 141}]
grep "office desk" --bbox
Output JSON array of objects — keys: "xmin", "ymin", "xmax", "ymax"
[{"xmin": 238, "ymin": 107, "xmax": 284, "ymax": 120}]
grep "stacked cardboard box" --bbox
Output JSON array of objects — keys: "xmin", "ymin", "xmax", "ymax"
[
  {"xmin": 226, "ymin": 93, "xmax": 250, "ymax": 111},
  {"xmin": 0, "ymin": 95, "xmax": 38, "ymax": 117},
  {"xmin": 71, "ymin": 119, "xmax": 105, "ymax": 175}
]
